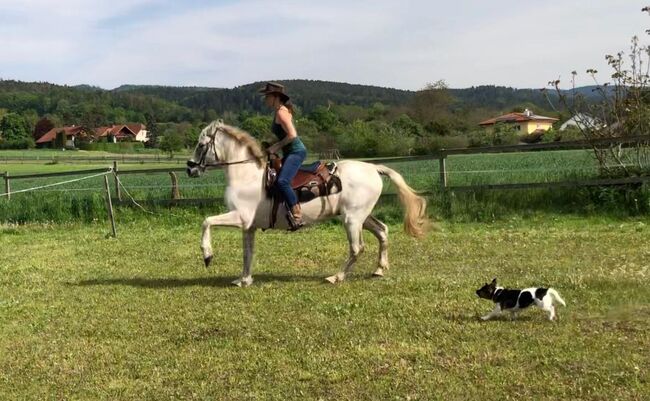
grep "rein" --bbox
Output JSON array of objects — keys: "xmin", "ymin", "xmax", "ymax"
[{"xmin": 202, "ymin": 159, "xmax": 258, "ymax": 168}]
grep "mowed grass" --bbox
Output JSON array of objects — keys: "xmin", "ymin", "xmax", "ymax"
[{"xmin": 1, "ymin": 216, "xmax": 648, "ymax": 400}]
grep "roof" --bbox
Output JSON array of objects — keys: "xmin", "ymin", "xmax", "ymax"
[
  {"xmin": 109, "ymin": 125, "xmax": 137, "ymax": 138},
  {"xmin": 126, "ymin": 123, "xmax": 146, "ymax": 133},
  {"xmin": 36, "ymin": 126, "xmax": 88, "ymax": 144},
  {"xmin": 37, "ymin": 123, "xmax": 146, "ymax": 143},
  {"xmin": 94, "ymin": 126, "xmax": 111, "ymax": 137},
  {"xmin": 559, "ymin": 113, "xmax": 599, "ymax": 131},
  {"xmin": 479, "ymin": 110, "xmax": 558, "ymax": 126}
]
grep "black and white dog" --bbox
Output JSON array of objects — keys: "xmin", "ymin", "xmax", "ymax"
[{"xmin": 475, "ymin": 278, "xmax": 566, "ymax": 321}]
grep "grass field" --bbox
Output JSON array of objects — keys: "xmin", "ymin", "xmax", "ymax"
[{"xmin": 0, "ymin": 216, "xmax": 648, "ymax": 400}]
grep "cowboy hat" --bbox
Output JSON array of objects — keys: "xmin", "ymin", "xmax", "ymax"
[{"xmin": 258, "ymin": 82, "xmax": 290, "ymax": 102}]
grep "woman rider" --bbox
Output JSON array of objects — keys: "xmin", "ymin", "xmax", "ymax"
[{"xmin": 259, "ymin": 82, "xmax": 307, "ymax": 230}]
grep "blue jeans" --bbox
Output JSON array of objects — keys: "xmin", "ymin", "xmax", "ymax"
[{"xmin": 276, "ymin": 150, "xmax": 307, "ymax": 207}]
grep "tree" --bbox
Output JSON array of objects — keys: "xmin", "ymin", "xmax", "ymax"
[
  {"xmin": 308, "ymin": 106, "xmax": 339, "ymax": 131},
  {"xmin": 392, "ymin": 114, "xmax": 425, "ymax": 137},
  {"xmin": 546, "ymin": 6, "xmax": 650, "ymax": 177},
  {"xmin": 159, "ymin": 128, "xmax": 184, "ymax": 157},
  {"xmin": 0, "ymin": 113, "xmax": 31, "ymax": 144},
  {"xmin": 410, "ymin": 80, "xmax": 454, "ymax": 125},
  {"xmin": 33, "ymin": 116, "xmax": 55, "ymax": 141},
  {"xmin": 145, "ymin": 113, "xmax": 160, "ymax": 148},
  {"xmin": 240, "ymin": 115, "xmax": 273, "ymax": 140}
]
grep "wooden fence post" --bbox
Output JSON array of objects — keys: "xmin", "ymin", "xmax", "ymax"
[
  {"xmin": 438, "ymin": 151, "xmax": 448, "ymax": 189},
  {"xmin": 103, "ymin": 175, "xmax": 117, "ymax": 238},
  {"xmin": 113, "ymin": 161, "xmax": 122, "ymax": 201},
  {"xmin": 169, "ymin": 171, "xmax": 181, "ymax": 200},
  {"xmin": 3, "ymin": 172, "xmax": 10, "ymax": 200},
  {"xmin": 438, "ymin": 151, "xmax": 452, "ymax": 217}
]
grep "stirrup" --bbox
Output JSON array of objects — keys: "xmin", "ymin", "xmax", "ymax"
[
  {"xmin": 286, "ymin": 213, "xmax": 304, "ymax": 231},
  {"xmin": 286, "ymin": 205, "xmax": 304, "ymax": 231}
]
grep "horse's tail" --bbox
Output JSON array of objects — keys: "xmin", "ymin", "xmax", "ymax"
[{"xmin": 375, "ymin": 164, "xmax": 429, "ymax": 238}]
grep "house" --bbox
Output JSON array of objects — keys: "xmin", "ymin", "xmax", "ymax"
[
  {"xmin": 479, "ymin": 109, "xmax": 558, "ymax": 135},
  {"xmin": 95, "ymin": 124, "xmax": 148, "ymax": 143},
  {"xmin": 126, "ymin": 123, "xmax": 148, "ymax": 142},
  {"xmin": 560, "ymin": 113, "xmax": 599, "ymax": 131},
  {"xmin": 35, "ymin": 126, "xmax": 93, "ymax": 148}
]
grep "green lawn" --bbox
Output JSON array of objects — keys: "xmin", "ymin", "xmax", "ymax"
[{"xmin": 0, "ymin": 216, "xmax": 648, "ymax": 400}]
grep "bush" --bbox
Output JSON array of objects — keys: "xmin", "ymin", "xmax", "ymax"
[
  {"xmin": 337, "ymin": 120, "xmax": 415, "ymax": 157},
  {"xmin": 468, "ymin": 124, "xmax": 520, "ymax": 147},
  {"xmin": 0, "ymin": 138, "xmax": 35, "ymax": 149},
  {"xmin": 414, "ymin": 135, "xmax": 469, "ymax": 154}
]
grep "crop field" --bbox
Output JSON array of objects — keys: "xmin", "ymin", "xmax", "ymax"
[
  {"xmin": 0, "ymin": 149, "xmax": 187, "ymax": 160},
  {"xmin": 0, "ymin": 216, "xmax": 648, "ymax": 400}
]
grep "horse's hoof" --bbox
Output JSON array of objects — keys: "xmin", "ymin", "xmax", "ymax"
[
  {"xmin": 203, "ymin": 256, "xmax": 213, "ymax": 268},
  {"xmin": 232, "ymin": 276, "xmax": 253, "ymax": 287},
  {"xmin": 325, "ymin": 273, "xmax": 344, "ymax": 284},
  {"xmin": 372, "ymin": 268, "xmax": 384, "ymax": 277}
]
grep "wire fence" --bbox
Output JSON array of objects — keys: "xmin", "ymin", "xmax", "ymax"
[{"xmin": 2, "ymin": 137, "xmax": 650, "ymax": 211}]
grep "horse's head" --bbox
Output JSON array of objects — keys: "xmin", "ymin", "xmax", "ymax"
[{"xmin": 187, "ymin": 120, "xmax": 224, "ymax": 177}]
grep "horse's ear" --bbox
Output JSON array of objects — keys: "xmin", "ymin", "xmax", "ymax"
[
  {"xmin": 491, "ymin": 278, "xmax": 497, "ymax": 285},
  {"xmin": 216, "ymin": 119, "xmax": 224, "ymax": 126}
]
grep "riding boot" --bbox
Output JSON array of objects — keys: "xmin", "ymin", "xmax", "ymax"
[{"xmin": 287, "ymin": 203, "xmax": 304, "ymax": 231}]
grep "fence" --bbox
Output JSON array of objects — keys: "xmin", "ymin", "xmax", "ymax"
[
  {"xmin": 0, "ymin": 153, "xmax": 188, "ymax": 164},
  {"xmin": 2, "ymin": 136, "xmax": 650, "ymax": 207}
]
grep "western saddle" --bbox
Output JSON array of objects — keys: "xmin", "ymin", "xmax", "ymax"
[{"xmin": 265, "ymin": 153, "xmax": 341, "ymax": 229}]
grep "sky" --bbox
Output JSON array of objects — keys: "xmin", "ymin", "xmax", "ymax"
[{"xmin": 1, "ymin": 0, "xmax": 648, "ymax": 91}]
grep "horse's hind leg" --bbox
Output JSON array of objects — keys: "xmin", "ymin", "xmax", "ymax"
[
  {"xmin": 363, "ymin": 216, "xmax": 389, "ymax": 277},
  {"xmin": 325, "ymin": 219, "xmax": 363, "ymax": 284}
]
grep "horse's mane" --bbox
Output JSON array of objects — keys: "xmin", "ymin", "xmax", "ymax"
[{"xmin": 209, "ymin": 121, "xmax": 265, "ymax": 166}]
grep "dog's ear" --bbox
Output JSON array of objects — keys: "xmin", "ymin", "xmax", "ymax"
[{"xmin": 491, "ymin": 278, "xmax": 497, "ymax": 285}]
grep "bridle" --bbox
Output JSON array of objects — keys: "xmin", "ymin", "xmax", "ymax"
[{"xmin": 187, "ymin": 131, "xmax": 257, "ymax": 170}]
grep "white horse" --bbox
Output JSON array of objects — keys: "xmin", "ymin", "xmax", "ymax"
[{"xmin": 186, "ymin": 120, "xmax": 428, "ymax": 286}]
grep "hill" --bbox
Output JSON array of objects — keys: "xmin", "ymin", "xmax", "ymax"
[{"xmin": 0, "ymin": 78, "xmax": 579, "ymax": 126}]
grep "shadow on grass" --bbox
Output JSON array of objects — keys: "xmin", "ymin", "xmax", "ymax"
[
  {"xmin": 444, "ymin": 312, "xmax": 536, "ymax": 323},
  {"xmin": 73, "ymin": 273, "xmax": 325, "ymax": 289}
]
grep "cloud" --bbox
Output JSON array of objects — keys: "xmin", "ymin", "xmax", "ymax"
[{"xmin": 0, "ymin": 0, "xmax": 648, "ymax": 90}]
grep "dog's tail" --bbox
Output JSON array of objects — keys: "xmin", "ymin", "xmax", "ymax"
[{"xmin": 548, "ymin": 288, "xmax": 566, "ymax": 307}]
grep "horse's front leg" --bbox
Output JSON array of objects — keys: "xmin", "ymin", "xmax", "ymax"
[
  {"xmin": 201, "ymin": 211, "xmax": 242, "ymax": 267},
  {"xmin": 232, "ymin": 228, "xmax": 256, "ymax": 287}
]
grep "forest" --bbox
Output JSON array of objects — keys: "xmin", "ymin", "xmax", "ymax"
[{"xmin": 0, "ymin": 78, "xmax": 577, "ymax": 156}]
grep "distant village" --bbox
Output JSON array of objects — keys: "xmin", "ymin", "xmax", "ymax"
[
  {"xmin": 35, "ymin": 123, "xmax": 148, "ymax": 148},
  {"xmin": 32, "ymin": 108, "xmax": 591, "ymax": 151}
]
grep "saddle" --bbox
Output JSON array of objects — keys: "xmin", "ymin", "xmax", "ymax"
[{"xmin": 265, "ymin": 154, "xmax": 342, "ymax": 229}]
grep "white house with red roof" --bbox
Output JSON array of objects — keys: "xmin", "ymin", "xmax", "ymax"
[
  {"xmin": 38, "ymin": 123, "xmax": 148, "ymax": 148},
  {"xmin": 95, "ymin": 124, "xmax": 148, "ymax": 143},
  {"xmin": 479, "ymin": 109, "xmax": 558, "ymax": 135}
]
